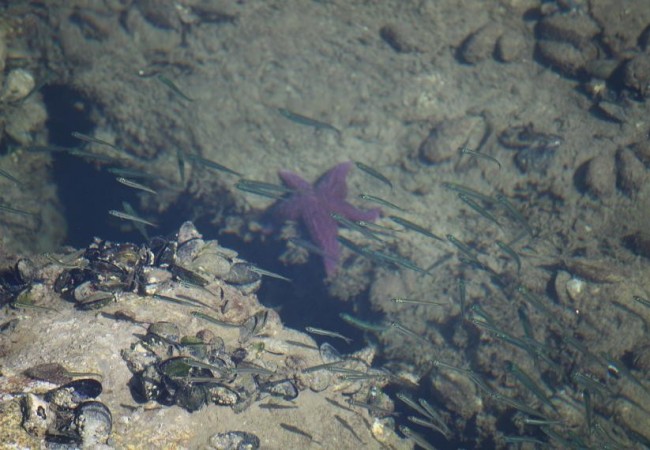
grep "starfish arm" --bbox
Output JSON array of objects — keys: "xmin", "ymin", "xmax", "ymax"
[
  {"xmin": 333, "ymin": 201, "xmax": 382, "ymax": 222},
  {"xmin": 315, "ymin": 161, "xmax": 353, "ymax": 201},
  {"xmin": 271, "ymin": 195, "xmax": 305, "ymax": 221},
  {"xmin": 302, "ymin": 204, "xmax": 341, "ymax": 276},
  {"xmin": 279, "ymin": 170, "xmax": 312, "ymax": 191}
]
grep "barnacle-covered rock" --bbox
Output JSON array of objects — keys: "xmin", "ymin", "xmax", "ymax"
[{"xmin": 209, "ymin": 431, "xmax": 260, "ymax": 450}]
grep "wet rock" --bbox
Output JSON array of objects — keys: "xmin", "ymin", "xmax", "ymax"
[
  {"xmin": 578, "ymin": 154, "xmax": 616, "ymax": 199},
  {"xmin": 616, "ymin": 147, "xmax": 647, "ymax": 196},
  {"xmin": 623, "ymin": 54, "xmax": 650, "ymax": 99},
  {"xmin": 495, "ymin": 28, "xmax": 528, "ymax": 63},
  {"xmin": 630, "ymin": 139, "xmax": 650, "ymax": 167},
  {"xmin": 623, "ymin": 231, "xmax": 650, "ymax": 259},
  {"xmin": 499, "ymin": 124, "xmax": 561, "ymax": 174},
  {"xmin": 1, "ymin": 69, "xmax": 35, "ymax": 103},
  {"xmin": 536, "ymin": 40, "xmax": 595, "ymax": 77},
  {"xmin": 458, "ymin": 23, "xmax": 503, "ymax": 64},
  {"xmin": 535, "ymin": 12, "xmax": 600, "ymax": 77},
  {"xmin": 136, "ymin": 0, "xmax": 181, "ymax": 30},
  {"xmin": 419, "ymin": 115, "xmax": 487, "ymax": 164},
  {"xmin": 209, "ymin": 431, "xmax": 260, "ymax": 450},
  {"xmin": 536, "ymin": 13, "xmax": 600, "ymax": 48},
  {"xmin": 379, "ymin": 24, "xmax": 419, "ymax": 53},
  {"xmin": 594, "ymin": 99, "xmax": 628, "ymax": 124},
  {"xmin": 584, "ymin": 59, "xmax": 621, "ymax": 81}
]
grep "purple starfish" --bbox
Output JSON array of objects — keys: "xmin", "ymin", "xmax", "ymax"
[{"xmin": 271, "ymin": 161, "xmax": 381, "ymax": 277}]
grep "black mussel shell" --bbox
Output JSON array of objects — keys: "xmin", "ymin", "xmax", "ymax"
[
  {"xmin": 209, "ymin": 431, "xmax": 260, "ymax": 450},
  {"xmin": 174, "ymin": 384, "xmax": 209, "ymax": 412},
  {"xmin": 54, "ymin": 268, "xmax": 94, "ymax": 296},
  {"xmin": 74, "ymin": 401, "xmax": 112, "ymax": 445},
  {"xmin": 258, "ymin": 379, "xmax": 298, "ymax": 401},
  {"xmin": 46, "ymin": 378, "xmax": 103, "ymax": 405}
]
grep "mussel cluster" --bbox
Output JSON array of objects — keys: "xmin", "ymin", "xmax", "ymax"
[
  {"xmin": 21, "ymin": 378, "xmax": 111, "ymax": 447},
  {"xmin": 121, "ymin": 320, "xmax": 298, "ymax": 413},
  {"xmin": 53, "ymin": 221, "xmax": 264, "ymax": 310}
]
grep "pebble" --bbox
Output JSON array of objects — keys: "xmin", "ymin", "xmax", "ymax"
[
  {"xmin": 535, "ymin": 12, "xmax": 601, "ymax": 77},
  {"xmin": 580, "ymin": 154, "xmax": 616, "ymax": 199},
  {"xmin": 536, "ymin": 13, "xmax": 601, "ymax": 48},
  {"xmin": 495, "ymin": 28, "xmax": 528, "ymax": 63},
  {"xmin": 457, "ymin": 23, "xmax": 503, "ymax": 64},
  {"xmin": 379, "ymin": 24, "xmax": 419, "ymax": 53},
  {"xmin": 624, "ymin": 231, "xmax": 650, "ymax": 259},
  {"xmin": 623, "ymin": 53, "xmax": 650, "ymax": 99},
  {"xmin": 616, "ymin": 147, "xmax": 648, "ymax": 196},
  {"xmin": 418, "ymin": 115, "xmax": 487, "ymax": 164},
  {"xmin": 1, "ymin": 69, "xmax": 35, "ymax": 103}
]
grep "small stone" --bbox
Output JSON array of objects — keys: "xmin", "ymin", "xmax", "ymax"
[
  {"xmin": 579, "ymin": 154, "xmax": 616, "ymax": 199},
  {"xmin": 1, "ymin": 69, "xmax": 35, "ymax": 103},
  {"xmin": 536, "ymin": 40, "xmax": 594, "ymax": 77},
  {"xmin": 458, "ymin": 23, "xmax": 503, "ymax": 64},
  {"xmin": 536, "ymin": 13, "xmax": 601, "ymax": 48},
  {"xmin": 565, "ymin": 277, "xmax": 585, "ymax": 303},
  {"xmin": 623, "ymin": 54, "xmax": 650, "ymax": 99},
  {"xmin": 623, "ymin": 231, "xmax": 650, "ymax": 259},
  {"xmin": 379, "ymin": 24, "xmax": 419, "ymax": 53},
  {"xmin": 495, "ymin": 28, "xmax": 528, "ymax": 63},
  {"xmin": 616, "ymin": 147, "xmax": 647, "ymax": 196},
  {"xmin": 630, "ymin": 140, "xmax": 650, "ymax": 167},
  {"xmin": 584, "ymin": 59, "xmax": 621, "ymax": 81},
  {"xmin": 419, "ymin": 115, "xmax": 487, "ymax": 165}
]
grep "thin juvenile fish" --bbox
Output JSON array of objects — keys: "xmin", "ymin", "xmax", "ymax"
[
  {"xmin": 339, "ymin": 313, "xmax": 388, "ymax": 333},
  {"xmin": 288, "ymin": 237, "xmax": 337, "ymax": 260},
  {"xmin": 389, "ymin": 216, "xmax": 443, "ymax": 242},
  {"xmin": 460, "ymin": 147, "xmax": 502, "ymax": 169},
  {"xmin": 0, "ymin": 168, "xmax": 22, "ymax": 186},
  {"xmin": 358, "ymin": 193, "xmax": 405, "ymax": 211},
  {"xmin": 331, "ymin": 212, "xmax": 383, "ymax": 242},
  {"xmin": 392, "ymin": 297, "xmax": 444, "ymax": 306},
  {"xmin": 302, "ymin": 361, "xmax": 347, "ymax": 374},
  {"xmin": 633, "ymin": 295, "xmax": 650, "ymax": 308},
  {"xmin": 190, "ymin": 311, "xmax": 241, "ymax": 328},
  {"xmin": 407, "ymin": 416, "xmax": 449, "ymax": 438},
  {"xmin": 390, "ymin": 321, "xmax": 431, "ymax": 345},
  {"xmin": 175, "ymin": 294, "xmax": 217, "ymax": 311},
  {"xmin": 354, "ymin": 161, "xmax": 393, "ymax": 189},
  {"xmin": 185, "ymin": 154, "xmax": 242, "ymax": 176},
  {"xmin": 247, "ymin": 265, "xmax": 291, "ymax": 282},
  {"xmin": 122, "ymin": 201, "xmax": 149, "ymax": 241},
  {"xmin": 279, "ymin": 423, "xmax": 320, "ymax": 444},
  {"xmin": 109, "ymin": 209, "xmax": 157, "ymax": 227},
  {"xmin": 71, "ymin": 132, "xmax": 122, "ymax": 151},
  {"xmin": 396, "ymin": 392, "xmax": 432, "ymax": 419},
  {"xmin": 441, "ymin": 182, "xmax": 494, "ymax": 204},
  {"xmin": 259, "ymin": 403, "xmax": 298, "ymax": 410},
  {"xmin": 176, "ymin": 148, "xmax": 186, "ymax": 184},
  {"xmin": 236, "ymin": 179, "xmax": 292, "ymax": 199},
  {"xmin": 495, "ymin": 193, "xmax": 534, "ymax": 237},
  {"xmin": 157, "ymin": 74, "xmax": 194, "ymax": 101},
  {"xmin": 276, "ymin": 107, "xmax": 340, "ymax": 136},
  {"xmin": 305, "ymin": 326, "xmax": 353, "ymax": 344},
  {"xmin": 505, "ymin": 361, "xmax": 555, "ymax": 411},
  {"xmin": 458, "ymin": 278, "xmax": 466, "ymax": 320},
  {"xmin": 446, "ymin": 234, "xmax": 478, "ymax": 261},
  {"xmin": 399, "ymin": 426, "xmax": 438, "ymax": 450},
  {"xmin": 108, "ymin": 167, "xmax": 157, "ymax": 180},
  {"xmin": 66, "ymin": 148, "xmax": 120, "ymax": 163},
  {"xmin": 0, "ymin": 203, "xmax": 35, "ymax": 217},
  {"xmin": 418, "ymin": 398, "xmax": 452, "ymax": 438},
  {"xmin": 152, "ymin": 294, "xmax": 198, "ymax": 308},
  {"xmin": 116, "ymin": 177, "xmax": 157, "ymax": 195},
  {"xmin": 366, "ymin": 247, "xmax": 430, "ymax": 275},
  {"xmin": 334, "ymin": 415, "xmax": 364, "ymax": 444},
  {"xmin": 457, "ymin": 194, "xmax": 501, "ymax": 227},
  {"xmin": 496, "ymin": 240, "xmax": 521, "ymax": 273}
]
